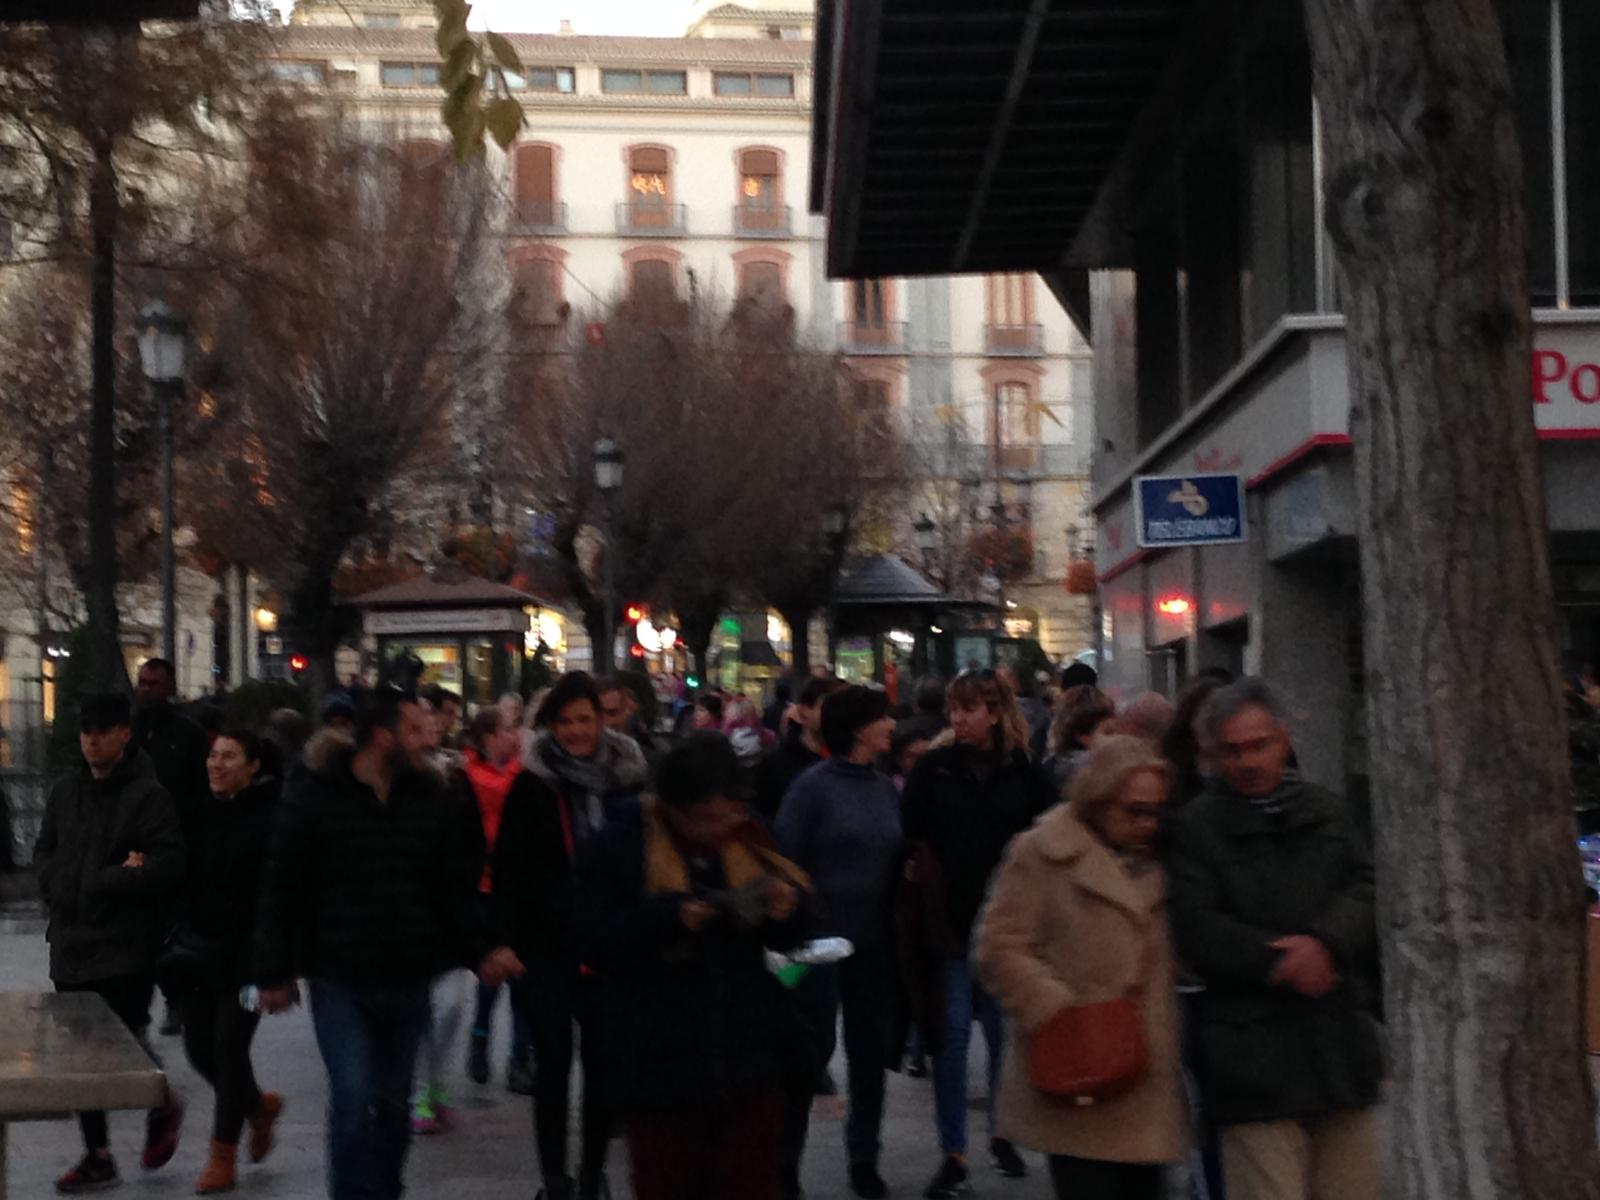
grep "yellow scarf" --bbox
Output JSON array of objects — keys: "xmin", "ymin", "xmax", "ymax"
[{"xmin": 642, "ymin": 796, "xmax": 811, "ymax": 895}]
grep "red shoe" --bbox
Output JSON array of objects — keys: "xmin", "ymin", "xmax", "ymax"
[
  {"xmin": 141, "ymin": 1096, "xmax": 184, "ymax": 1170},
  {"xmin": 54, "ymin": 1152, "xmax": 118, "ymax": 1193}
]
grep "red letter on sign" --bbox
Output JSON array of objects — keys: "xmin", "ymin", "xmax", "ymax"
[
  {"xmin": 1574, "ymin": 363, "xmax": 1600, "ymax": 405},
  {"xmin": 1533, "ymin": 349, "xmax": 1567, "ymax": 404}
]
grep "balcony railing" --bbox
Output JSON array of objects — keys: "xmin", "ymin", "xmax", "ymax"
[
  {"xmin": 985, "ymin": 323, "xmax": 1044, "ymax": 356},
  {"xmin": 838, "ymin": 320, "xmax": 908, "ymax": 354},
  {"xmin": 513, "ymin": 199, "xmax": 567, "ymax": 233},
  {"xmin": 732, "ymin": 203, "xmax": 792, "ymax": 238},
  {"xmin": 615, "ymin": 201, "xmax": 688, "ymax": 237}
]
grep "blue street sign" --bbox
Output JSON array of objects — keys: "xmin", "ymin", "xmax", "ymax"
[{"xmin": 1133, "ymin": 473, "xmax": 1247, "ymax": 548}]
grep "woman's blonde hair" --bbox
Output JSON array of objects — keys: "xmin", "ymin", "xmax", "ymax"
[
  {"xmin": 946, "ymin": 669, "xmax": 1030, "ymax": 755},
  {"xmin": 1067, "ymin": 735, "xmax": 1172, "ymax": 835}
]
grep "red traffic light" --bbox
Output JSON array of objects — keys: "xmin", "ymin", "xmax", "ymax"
[
  {"xmin": 624, "ymin": 603, "xmax": 647, "ymax": 624},
  {"xmin": 289, "ymin": 653, "xmax": 308, "ymax": 673}
]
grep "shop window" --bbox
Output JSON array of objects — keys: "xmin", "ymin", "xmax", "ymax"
[
  {"xmin": 1240, "ymin": 7, "xmax": 1318, "ymax": 336},
  {"xmin": 1564, "ymin": 2, "xmax": 1600, "ymax": 305},
  {"xmin": 1500, "ymin": 0, "xmax": 1558, "ymax": 306},
  {"xmin": 514, "ymin": 143, "xmax": 559, "ymax": 228}
]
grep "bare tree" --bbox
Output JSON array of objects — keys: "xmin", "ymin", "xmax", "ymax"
[
  {"xmin": 501, "ymin": 287, "xmax": 897, "ymax": 678},
  {"xmin": 0, "ymin": 4, "xmax": 298, "ymax": 690},
  {"xmin": 1303, "ymin": 2, "xmax": 1600, "ymax": 1195},
  {"xmin": 196, "ymin": 124, "xmax": 498, "ymax": 695}
]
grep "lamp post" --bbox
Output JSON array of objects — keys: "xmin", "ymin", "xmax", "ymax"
[
  {"xmin": 136, "ymin": 300, "xmax": 188, "ymax": 666},
  {"xmin": 592, "ymin": 436, "xmax": 624, "ymax": 675},
  {"xmin": 913, "ymin": 511, "xmax": 939, "ymax": 584}
]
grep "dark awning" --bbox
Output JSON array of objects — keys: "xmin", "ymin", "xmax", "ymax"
[
  {"xmin": 4, "ymin": 0, "xmax": 201, "ymax": 21},
  {"xmin": 812, "ymin": 0, "xmax": 1196, "ymax": 280}
]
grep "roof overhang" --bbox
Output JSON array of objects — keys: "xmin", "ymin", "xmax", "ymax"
[
  {"xmin": 812, "ymin": 0, "xmax": 1200, "ymax": 283},
  {"xmin": 4, "ymin": 0, "xmax": 201, "ymax": 21}
]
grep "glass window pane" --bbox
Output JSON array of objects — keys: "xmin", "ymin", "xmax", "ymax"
[
  {"xmin": 715, "ymin": 73, "xmax": 752, "ymax": 96},
  {"xmin": 557, "ymin": 68, "xmax": 575, "ymax": 93},
  {"xmin": 417, "ymin": 63, "xmax": 439, "ymax": 86},
  {"xmin": 1503, "ymin": 0, "xmax": 1558, "ymax": 305},
  {"xmin": 648, "ymin": 71, "xmax": 687, "ymax": 94},
  {"xmin": 602, "ymin": 69, "xmax": 643, "ymax": 93},
  {"xmin": 380, "ymin": 62, "xmax": 416, "ymax": 86},
  {"xmin": 756, "ymin": 73, "xmax": 794, "ymax": 97},
  {"xmin": 1565, "ymin": 1, "xmax": 1600, "ymax": 304}
]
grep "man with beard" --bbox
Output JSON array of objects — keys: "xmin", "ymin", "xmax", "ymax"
[{"xmin": 253, "ymin": 686, "xmax": 522, "ymax": 1200}]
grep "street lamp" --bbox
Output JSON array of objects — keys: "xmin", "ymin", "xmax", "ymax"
[
  {"xmin": 913, "ymin": 512, "xmax": 938, "ymax": 581},
  {"xmin": 136, "ymin": 300, "xmax": 188, "ymax": 665},
  {"xmin": 592, "ymin": 436, "xmax": 624, "ymax": 674}
]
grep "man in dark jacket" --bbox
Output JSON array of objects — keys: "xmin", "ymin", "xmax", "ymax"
[
  {"xmin": 33, "ymin": 692, "xmax": 188, "ymax": 1194},
  {"xmin": 1168, "ymin": 678, "xmax": 1381, "ymax": 1200},
  {"xmin": 132, "ymin": 656, "xmax": 210, "ymax": 1037},
  {"xmin": 754, "ymin": 674, "xmax": 844, "ymax": 825},
  {"xmin": 253, "ymin": 686, "xmax": 521, "ymax": 1200},
  {"xmin": 577, "ymin": 732, "xmax": 808, "ymax": 1200}
]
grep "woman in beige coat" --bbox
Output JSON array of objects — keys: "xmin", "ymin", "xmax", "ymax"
[{"xmin": 975, "ymin": 736, "xmax": 1187, "ymax": 1199}]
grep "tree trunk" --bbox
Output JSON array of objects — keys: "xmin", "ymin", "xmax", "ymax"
[
  {"xmin": 85, "ymin": 130, "xmax": 123, "ymax": 694},
  {"xmin": 1303, "ymin": 3, "xmax": 1600, "ymax": 1196},
  {"xmin": 780, "ymin": 603, "xmax": 813, "ymax": 677}
]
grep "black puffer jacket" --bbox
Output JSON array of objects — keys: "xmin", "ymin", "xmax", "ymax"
[
  {"xmin": 575, "ymin": 814, "xmax": 807, "ymax": 1112},
  {"xmin": 33, "ymin": 751, "xmax": 186, "ymax": 986},
  {"xmin": 253, "ymin": 732, "xmax": 486, "ymax": 987},
  {"xmin": 185, "ymin": 777, "xmax": 279, "ymax": 985},
  {"xmin": 899, "ymin": 741, "xmax": 1055, "ymax": 948}
]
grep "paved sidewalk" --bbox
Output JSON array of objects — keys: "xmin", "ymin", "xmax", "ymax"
[{"xmin": 2, "ymin": 928, "xmax": 1063, "ymax": 1199}]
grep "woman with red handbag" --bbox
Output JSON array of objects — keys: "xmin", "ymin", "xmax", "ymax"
[{"xmin": 975, "ymin": 736, "xmax": 1188, "ymax": 1200}]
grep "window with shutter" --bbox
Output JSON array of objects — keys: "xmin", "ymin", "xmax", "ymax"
[{"xmin": 515, "ymin": 144, "xmax": 557, "ymax": 227}]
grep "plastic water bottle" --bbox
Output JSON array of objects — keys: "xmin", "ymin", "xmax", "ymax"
[{"xmin": 238, "ymin": 985, "xmax": 262, "ymax": 1014}]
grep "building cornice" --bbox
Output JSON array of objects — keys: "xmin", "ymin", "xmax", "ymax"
[{"xmin": 274, "ymin": 27, "xmax": 813, "ymax": 69}]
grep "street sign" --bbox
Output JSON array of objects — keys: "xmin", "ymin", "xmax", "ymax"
[{"xmin": 1133, "ymin": 473, "xmax": 1247, "ymax": 548}]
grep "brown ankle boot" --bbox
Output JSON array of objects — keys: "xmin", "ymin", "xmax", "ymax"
[
  {"xmin": 194, "ymin": 1140, "xmax": 236, "ymax": 1194},
  {"xmin": 248, "ymin": 1093, "xmax": 283, "ymax": 1164}
]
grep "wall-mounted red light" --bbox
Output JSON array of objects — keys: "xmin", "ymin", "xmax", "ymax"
[{"xmin": 1156, "ymin": 596, "xmax": 1192, "ymax": 616}]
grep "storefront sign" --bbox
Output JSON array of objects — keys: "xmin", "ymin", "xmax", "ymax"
[
  {"xmin": 1134, "ymin": 474, "xmax": 1247, "ymax": 548},
  {"xmin": 1531, "ymin": 327, "xmax": 1600, "ymax": 432},
  {"xmin": 365, "ymin": 607, "xmax": 529, "ymax": 636}
]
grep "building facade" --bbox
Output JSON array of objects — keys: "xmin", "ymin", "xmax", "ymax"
[
  {"xmin": 813, "ymin": 0, "xmax": 1600, "ymax": 795},
  {"xmin": 276, "ymin": 0, "xmax": 1097, "ymax": 665}
]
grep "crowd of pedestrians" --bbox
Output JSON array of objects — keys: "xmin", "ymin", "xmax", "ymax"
[{"xmin": 31, "ymin": 649, "xmax": 1397, "ymax": 1200}]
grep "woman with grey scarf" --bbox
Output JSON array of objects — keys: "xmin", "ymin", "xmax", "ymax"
[{"xmin": 494, "ymin": 672, "xmax": 649, "ymax": 1200}]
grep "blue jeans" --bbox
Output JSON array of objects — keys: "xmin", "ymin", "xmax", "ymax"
[
  {"xmin": 309, "ymin": 978, "xmax": 431, "ymax": 1200},
  {"xmin": 933, "ymin": 956, "xmax": 1004, "ymax": 1155}
]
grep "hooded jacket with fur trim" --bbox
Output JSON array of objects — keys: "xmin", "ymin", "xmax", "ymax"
[{"xmin": 253, "ymin": 729, "xmax": 487, "ymax": 987}]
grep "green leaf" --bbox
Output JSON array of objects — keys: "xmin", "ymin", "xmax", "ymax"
[
  {"xmin": 485, "ymin": 97, "xmax": 524, "ymax": 150},
  {"xmin": 442, "ymin": 40, "xmax": 477, "ymax": 92},
  {"xmin": 485, "ymin": 32, "xmax": 523, "ymax": 75}
]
